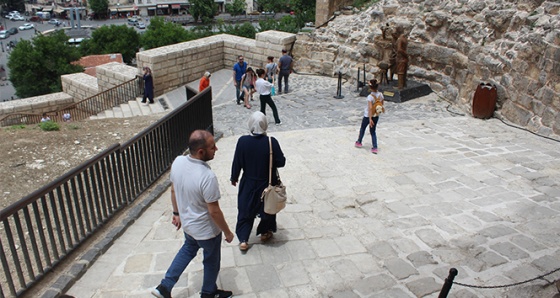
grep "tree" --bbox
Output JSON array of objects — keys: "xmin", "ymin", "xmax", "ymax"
[
  {"xmin": 225, "ymin": 0, "xmax": 246, "ymax": 16},
  {"xmin": 289, "ymin": 0, "xmax": 315, "ymax": 28},
  {"xmin": 218, "ymin": 22, "xmax": 256, "ymax": 39},
  {"xmin": 190, "ymin": 0, "xmax": 218, "ymax": 23},
  {"xmin": 140, "ymin": 17, "xmax": 189, "ymax": 50},
  {"xmin": 7, "ymin": 31, "xmax": 83, "ymax": 98},
  {"xmin": 0, "ymin": 0, "xmax": 25, "ymax": 12},
  {"xmin": 88, "ymin": 0, "xmax": 109, "ymax": 18},
  {"xmin": 256, "ymin": 0, "xmax": 288, "ymax": 13},
  {"xmin": 79, "ymin": 24, "xmax": 140, "ymax": 64}
]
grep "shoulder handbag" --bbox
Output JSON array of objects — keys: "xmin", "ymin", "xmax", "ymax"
[{"xmin": 261, "ymin": 137, "xmax": 287, "ymax": 215}]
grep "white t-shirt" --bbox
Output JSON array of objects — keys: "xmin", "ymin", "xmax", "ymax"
[
  {"xmin": 255, "ymin": 78, "xmax": 273, "ymax": 96},
  {"xmin": 364, "ymin": 91, "xmax": 384, "ymax": 117},
  {"xmin": 170, "ymin": 155, "xmax": 221, "ymax": 240}
]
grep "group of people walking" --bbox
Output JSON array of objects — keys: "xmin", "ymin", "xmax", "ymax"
[
  {"xmin": 151, "ymin": 49, "xmax": 385, "ymax": 298},
  {"xmin": 152, "ymin": 113, "xmax": 286, "ymax": 298},
  {"xmin": 232, "ymin": 49, "xmax": 293, "ymax": 125}
]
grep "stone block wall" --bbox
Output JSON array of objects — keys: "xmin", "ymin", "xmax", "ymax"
[
  {"xmin": 0, "ymin": 93, "xmax": 74, "ymax": 117},
  {"xmin": 136, "ymin": 32, "xmax": 297, "ymax": 97},
  {"xmin": 61, "ymin": 73, "xmax": 99, "ymax": 101},
  {"xmin": 96, "ymin": 62, "xmax": 139, "ymax": 91}
]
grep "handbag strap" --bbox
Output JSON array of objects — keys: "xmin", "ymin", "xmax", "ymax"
[{"xmin": 268, "ymin": 136, "xmax": 273, "ymax": 186}]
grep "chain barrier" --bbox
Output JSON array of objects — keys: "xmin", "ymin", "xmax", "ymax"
[{"xmin": 452, "ymin": 267, "xmax": 560, "ymax": 289}]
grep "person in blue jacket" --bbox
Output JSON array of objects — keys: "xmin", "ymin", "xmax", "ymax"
[{"xmin": 230, "ymin": 112, "xmax": 286, "ymax": 251}]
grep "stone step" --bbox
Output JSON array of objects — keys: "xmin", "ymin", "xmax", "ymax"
[{"xmin": 90, "ymin": 97, "xmax": 169, "ymax": 120}]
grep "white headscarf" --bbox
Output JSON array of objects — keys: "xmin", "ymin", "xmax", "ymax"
[{"xmin": 248, "ymin": 111, "xmax": 268, "ymax": 135}]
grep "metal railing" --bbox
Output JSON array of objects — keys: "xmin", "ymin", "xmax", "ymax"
[
  {"xmin": 0, "ymin": 86, "xmax": 212, "ymax": 297},
  {"xmin": 0, "ymin": 76, "xmax": 143, "ymax": 127}
]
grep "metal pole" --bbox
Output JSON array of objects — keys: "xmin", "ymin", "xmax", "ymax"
[
  {"xmin": 438, "ymin": 268, "xmax": 458, "ymax": 298},
  {"xmin": 356, "ymin": 67, "xmax": 360, "ymax": 91},
  {"xmin": 333, "ymin": 71, "xmax": 344, "ymax": 99},
  {"xmin": 363, "ymin": 63, "xmax": 366, "ymax": 86}
]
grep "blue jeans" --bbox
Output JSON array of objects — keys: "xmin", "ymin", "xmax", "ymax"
[
  {"xmin": 357, "ymin": 116, "xmax": 379, "ymax": 148},
  {"xmin": 235, "ymin": 80, "xmax": 242, "ymax": 102},
  {"xmin": 160, "ymin": 232, "xmax": 222, "ymax": 295}
]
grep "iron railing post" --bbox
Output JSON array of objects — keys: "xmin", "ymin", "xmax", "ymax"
[{"xmin": 438, "ymin": 268, "xmax": 458, "ymax": 298}]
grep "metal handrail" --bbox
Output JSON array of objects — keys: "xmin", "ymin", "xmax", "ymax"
[{"xmin": 0, "ymin": 86, "xmax": 212, "ymax": 297}]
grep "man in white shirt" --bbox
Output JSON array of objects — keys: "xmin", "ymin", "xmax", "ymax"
[{"xmin": 152, "ymin": 130, "xmax": 234, "ymax": 298}]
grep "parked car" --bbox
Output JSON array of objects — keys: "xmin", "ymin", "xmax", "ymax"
[
  {"xmin": 7, "ymin": 27, "xmax": 18, "ymax": 35},
  {"xmin": 48, "ymin": 19, "xmax": 61, "ymax": 25},
  {"xmin": 127, "ymin": 18, "xmax": 138, "ymax": 26},
  {"xmin": 18, "ymin": 23, "xmax": 34, "ymax": 30},
  {"xmin": 0, "ymin": 30, "xmax": 9, "ymax": 39},
  {"xmin": 136, "ymin": 22, "xmax": 146, "ymax": 29},
  {"xmin": 12, "ymin": 15, "xmax": 24, "ymax": 21},
  {"xmin": 68, "ymin": 37, "xmax": 85, "ymax": 47}
]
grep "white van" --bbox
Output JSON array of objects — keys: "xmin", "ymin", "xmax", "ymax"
[
  {"xmin": 36, "ymin": 11, "xmax": 51, "ymax": 20},
  {"xmin": 68, "ymin": 38, "xmax": 84, "ymax": 47}
]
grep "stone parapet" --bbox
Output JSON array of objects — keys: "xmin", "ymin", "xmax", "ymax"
[
  {"xmin": 0, "ymin": 92, "xmax": 74, "ymax": 117},
  {"xmin": 61, "ymin": 73, "xmax": 99, "ymax": 101},
  {"xmin": 135, "ymin": 33, "xmax": 296, "ymax": 96},
  {"xmin": 96, "ymin": 62, "xmax": 139, "ymax": 92}
]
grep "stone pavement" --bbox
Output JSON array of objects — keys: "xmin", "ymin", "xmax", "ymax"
[{"xmin": 66, "ymin": 70, "xmax": 560, "ymax": 297}]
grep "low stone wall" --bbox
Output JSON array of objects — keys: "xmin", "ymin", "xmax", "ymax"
[
  {"xmin": 136, "ymin": 32, "xmax": 297, "ymax": 96},
  {"xmin": 2, "ymin": 31, "xmax": 297, "ymax": 119},
  {"xmin": 0, "ymin": 92, "xmax": 74, "ymax": 117},
  {"xmin": 61, "ymin": 73, "xmax": 99, "ymax": 101},
  {"xmin": 97, "ymin": 62, "xmax": 139, "ymax": 91}
]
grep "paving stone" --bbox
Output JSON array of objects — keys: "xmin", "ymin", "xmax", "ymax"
[
  {"xmin": 276, "ymin": 262, "xmax": 310, "ymax": 287},
  {"xmin": 367, "ymin": 241, "xmax": 399, "ymax": 259},
  {"xmin": 405, "ymin": 277, "xmax": 441, "ymax": 297},
  {"xmin": 478, "ymin": 224, "xmax": 517, "ymax": 239},
  {"xmin": 353, "ymin": 274, "xmax": 396, "ymax": 296},
  {"xmin": 124, "ymin": 254, "xmax": 152, "ymax": 273},
  {"xmin": 310, "ymin": 238, "xmax": 342, "ymax": 258},
  {"xmin": 489, "ymin": 242, "xmax": 530, "ymax": 260},
  {"xmin": 384, "ymin": 258, "xmax": 419, "ymax": 280},
  {"xmin": 415, "ymin": 228, "xmax": 447, "ymax": 249},
  {"xmin": 333, "ymin": 235, "xmax": 367, "ymax": 254},
  {"xmin": 510, "ymin": 234, "xmax": 546, "ymax": 252},
  {"xmin": 245, "ymin": 264, "xmax": 281, "ymax": 292},
  {"xmin": 407, "ymin": 251, "xmax": 438, "ymax": 267}
]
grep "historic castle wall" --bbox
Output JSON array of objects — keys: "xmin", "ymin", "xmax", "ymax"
[
  {"xmin": 0, "ymin": 31, "xmax": 296, "ymax": 118},
  {"xmin": 296, "ymin": 0, "xmax": 560, "ymax": 137}
]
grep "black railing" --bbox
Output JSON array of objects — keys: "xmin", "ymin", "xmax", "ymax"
[
  {"xmin": 0, "ymin": 76, "xmax": 143, "ymax": 127},
  {"xmin": 0, "ymin": 86, "xmax": 213, "ymax": 297}
]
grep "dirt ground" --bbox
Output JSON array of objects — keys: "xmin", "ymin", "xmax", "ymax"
[{"xmin": 0, "ymin": 115, "xmax": 162, "ymax": 210}]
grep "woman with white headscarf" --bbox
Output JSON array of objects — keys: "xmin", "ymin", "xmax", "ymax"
[{"xmin": 230, "ymin": 112, "xmax": 286, "ymax": 251}]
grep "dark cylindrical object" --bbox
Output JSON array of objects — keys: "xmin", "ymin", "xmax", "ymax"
[
  {"xmin": 357, "ymin": 67, "xmax": 360, "ymax": 91},
  {"xmin": 472, "ymin": 83, "xmax": 497, "ymax": 119},
  {"xmin": 363, "ymin": 64, "xmax": 366, "ymax": 87},
  {"xmin": 334, "ymin": 71, "xmax": 344, "ymax": 99},
  {"xmin": 438, "ymin": 268, "xmax": 458, "ymax": 298}
]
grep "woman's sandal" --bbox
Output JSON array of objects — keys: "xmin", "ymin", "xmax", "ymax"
[
  {"xmin": 239, "ymin": 242, "xmax": 249, "ymax": 251},
  {"xmin": 260, "ymin": 231, "xmax": 273, "ymax": 242},
  {"xmin": 245, "ymin": 104, "xmax": 251, "ymax": 109}
]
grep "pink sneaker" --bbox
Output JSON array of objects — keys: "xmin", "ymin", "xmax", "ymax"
[
  {"xmin": 371, "ymin": 148, "xmax": 378, "ymax": 154},
  {"xmin": 355, "ymin": 141, "xmax": 362, "ymax": 148}
]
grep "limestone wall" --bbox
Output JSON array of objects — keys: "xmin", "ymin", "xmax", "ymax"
[
  {"xmin": 61, "ymin": 73, "xmax": 99, "ymax": 101},
  {"xmin": 316, "ymin": 0, "xmax": 354, "ymax": 26},
  {"xmin": 96, "ymin": 62, "xmax": 139, "ymax": 91},
  {"xmin": 294, "ymin": 0, "xmax": 560, "ymax": 137},
  {"xmin": 136, "ymin": 32, "xmax": 296, "ymax": 96},
  {"xmin": 0, "ymin": 93, "xmax": 74, "ymax": 117}
]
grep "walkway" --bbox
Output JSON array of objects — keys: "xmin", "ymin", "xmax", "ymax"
[{"xmin": 64, "ymin": 70, "xmax": 560, "ymax": 297}]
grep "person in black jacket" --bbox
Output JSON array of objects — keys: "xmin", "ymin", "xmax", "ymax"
[{"xmin": 230, "ymin": 112, "xmax": 286, "ymax": 251}]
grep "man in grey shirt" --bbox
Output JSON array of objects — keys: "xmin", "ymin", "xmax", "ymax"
[
  {"xmin": 152, "ymin": 130, "xmax": 234, "ymax": 298},
  {"xmin": 277, "ymin": 49, "xmax": 293, "ymax": 94}
]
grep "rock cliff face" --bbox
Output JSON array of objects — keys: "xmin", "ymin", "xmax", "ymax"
[{"xmin": 294, "ymin": 0, "xmax": 559, "ymax": 137}]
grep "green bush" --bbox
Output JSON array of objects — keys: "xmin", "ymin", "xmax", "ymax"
[
  {"xmin": 39, "ymin": 121, "xmax": 60, "ymax": 131},
  {"xmin": 7, "ymin": 124, "xmax": 26, "ymax": 130}
]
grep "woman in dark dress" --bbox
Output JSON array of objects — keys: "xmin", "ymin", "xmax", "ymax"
[
  {"xmin": 230, "ymin": 112, "xmax": 286, "ymax": 251},
  {"xmin": 142, "ymin": 66, "xmax": 154, "ymax": 104}
]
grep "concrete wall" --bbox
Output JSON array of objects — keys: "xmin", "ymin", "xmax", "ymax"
[
  {"xmin": 96, "ymin": 62, "xmax": 139, "ymax": 92},
  {"xmin": 0, "ymin": 93, "xmax": 74, "ymax": 117},
  {"xmin": 61, "ymin": 73, "xmax": 99, "ymax": 101}
]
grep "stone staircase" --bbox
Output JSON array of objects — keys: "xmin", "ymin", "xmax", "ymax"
[{"xmin": 90, "ymin": 97, "xmax": 169, "ymax": 120}]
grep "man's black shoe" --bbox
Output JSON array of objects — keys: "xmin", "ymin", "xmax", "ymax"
[
  {"xmin": 200, "ymin": 289, "xmax": 233, "ymax": 298},
  {"xmin": 151, "ymin": 284, "xmax": 171, "ymax": 298}
]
